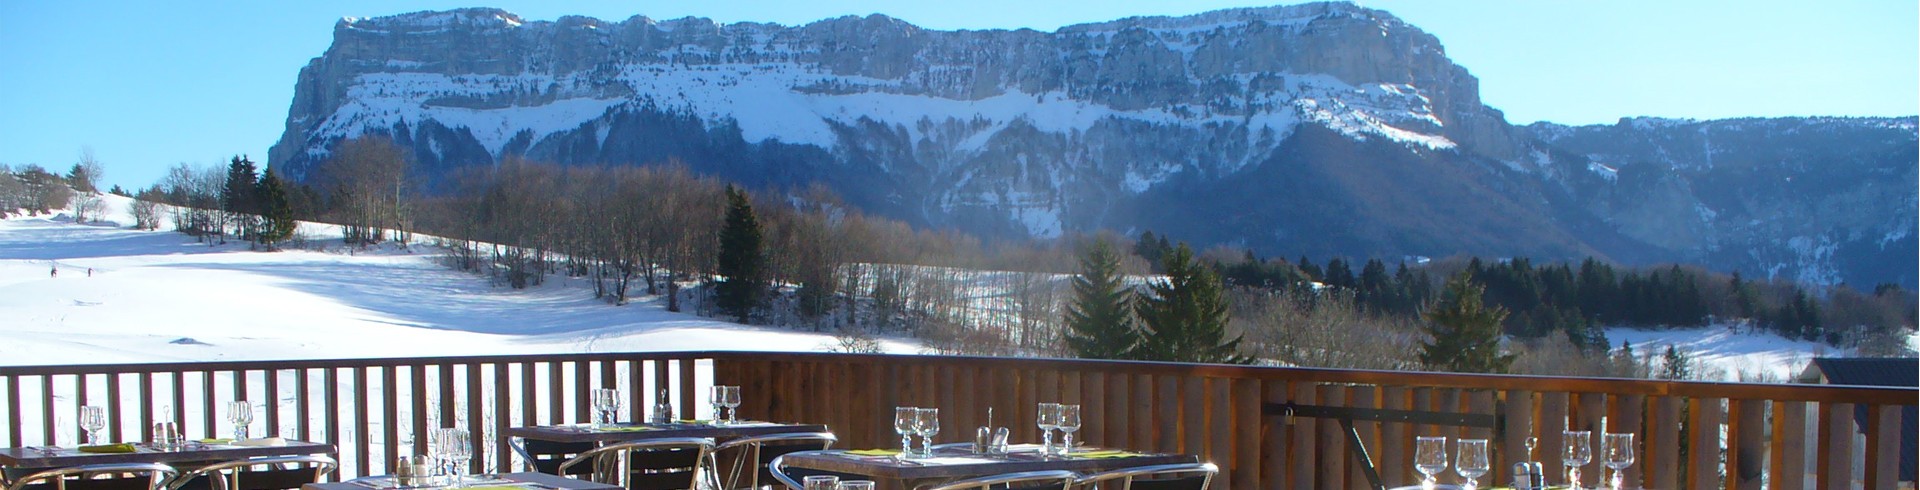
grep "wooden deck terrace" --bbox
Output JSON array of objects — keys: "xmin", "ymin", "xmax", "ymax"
[{"xmin": 0, "ymin": 351, "xmax": 1911, "ymax": 489}]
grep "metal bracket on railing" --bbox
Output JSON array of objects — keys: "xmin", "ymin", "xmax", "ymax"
[{"xmin": 1264, "ymin": 402, "xmax": 1505, "ymax": 490}]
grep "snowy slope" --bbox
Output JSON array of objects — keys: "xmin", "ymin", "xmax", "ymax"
[{"xmin": 0, "ymin": 194, "xmax": 918, "ymax": 367}]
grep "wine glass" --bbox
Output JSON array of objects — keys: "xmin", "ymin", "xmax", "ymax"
[
  {"xmin": 837, "ymin": 481, "xmax": 875, "ymax": 490},
  {"xmin": 1414, "ymin": 436, "xmax": 1448, "ymax": 488},
  {"xmin": 1563, "ymin": 430, "xmax": 1593, "ymax": 490},
  {"xmin": 893, "ymin": 407, "xmax": 918, "ymax": 458},
  {"xmin": 79, "ymin": 406, "xmax": 106, "ymax": 445},
  {"xmin": 1036, "ymin": 403, "xmax": 1060, "ymax": 455},
  {"xmin": 444, "ymin": 429, "xmax": 472, "ymax": 487},
  {"xmin": 592, "ymin": 389, "xmax": 622, "ymax": 428},
  {"xmin": 913, "ymin": 408, "xmax": 940, "ymax": 458},
  {"xmin": 721, "ymin": 386, "xmax": 742, "ymax": 424},
  {"xmin": 1056, "ymin": 405, "xmax": 1082, "ymax": 454},
  {"xmin": 226, "ymin": 400, "xmax": 254, "ymax": 439},
  {"xmin": 709, "ymin": 386, "xmax": 725, "ymax": 423},
  {"xmin": 1603, "ymin": 433, "xmax": 1635, "ymax": 490},
  {"xmin": 1456, "ymin": 439, "xmax": 1490, "ymax": 490},
  {"xmin": 802, "ymin": 475, "xmax": 839, "ymax": 490}
]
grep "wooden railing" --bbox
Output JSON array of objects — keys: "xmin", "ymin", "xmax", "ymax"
[{"xmin": 3, "ymin": 352, "xmax": 1913, "ymax": 489}]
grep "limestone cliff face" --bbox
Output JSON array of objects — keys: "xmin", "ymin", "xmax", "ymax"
[{"xmin": 269, "ymin": 3, "xmax": 1917, "ymax": 287}]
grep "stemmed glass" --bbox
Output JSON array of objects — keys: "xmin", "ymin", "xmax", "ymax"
[
  {"xmin": 431, "ymin": 428, "xmax": 472, "ymax": 487},
  {"xmin": 226, "ymin": 401, "xmax": 254, "ymax": 439},
  {"xmin": 709, "ymin": 386, "xmax": 725, "ymax": 423},
  {"xmin": 913, "ymin": 408, "xmax": 940, "ymax": 458},
  {"xmin": 1603, "ymin": 433, "xmax": 1635, "ymax": 490},
  {"xmin": 1563, "ymin": 430, "xmax": 1593, "ymax": 490},
  {"xmin": 893, "ymin": 407, "xmax": 919, "ymax": 458},
  {"xmin": 1056, "ymin": 405, "xmax": 1082, "ymax": 454},
  {"xmin": 1414, "ymin": 436, "xmax": 1448, "ymax": 489},
  {"xmin": 1036, "ymin": 403, "xmax": 1060, "ymax": 456},
  {"xmin": 801, "ymin": 475, "xmax": 839, "ymax": 490},
  {"xmin": 79, "ymin": 406, "xmax": 106, "ymax": 445},
  {"xmin": 721, "ymin": 386, "xmax": 741, "ymax": 425},
  {"xmin": 590, "ymin": 389, "xmax": 621, "ymax": 428},
  {"xmin": 1456, "ymin": 439, "xmax": 1490, "ymax": 490}
]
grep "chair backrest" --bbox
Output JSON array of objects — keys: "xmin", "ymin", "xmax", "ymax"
[
  {"xmin": 1071, "ymin": 463, "xmax": 1216, "ymax": 490},
  {"xmin": 926, "ymin": 470, "xmax": 1079, "ymax": 490},
  {"xmin": 714, "ymin": 432, "xmax": 836, "ymax": 490},
  {"xmin": 557, "ymin": 437, "xmax": 715, "ymax": 490},
  {"xmin": 163, "ymin": 455, "xmax": 337, "ymax": 490},
  {"xmin": 6, "ymin": 463, "xmax": 179, "ymax": 490},
  {"xmin": 512, "ymin": 438, "xmax": 598, "ymax": 476}
]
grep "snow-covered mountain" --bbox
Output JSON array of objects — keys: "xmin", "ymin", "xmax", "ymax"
[{"xmin": 268, "ymin": 2, "xmax": 1918, "ymax": 288}]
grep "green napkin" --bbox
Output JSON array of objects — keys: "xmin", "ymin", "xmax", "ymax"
[
  {"xmin": 1069, "ymin": 449, "xmax": 1138, "ymax": 459},
  {"xmin": 598, "ymin": 426, "xmax": 655, "ymax": 433},
  {"xmin": 844, "ymin": 449, "xmax": 901, "ymax": 456},
  {"xmin": 198, "ymin": 438, "xmax": 235, "ymax": 444},
  {"xmin": 78, "ymin": 443, "xmax": 136, "ymax": 453},
  {"xmin": 677, "ymin": 419, "xmax": 714, "ymax": 424}
]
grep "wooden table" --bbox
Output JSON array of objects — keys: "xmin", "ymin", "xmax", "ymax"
[
  {"xmin": 779, "ymin": 445, "xmax": 1199, "ymax": 489},
  {"xmin": 502, "ymin": 422, "xmax": 829, "ymax": 444},
  {"xmin": 304, "ymin": 472, "xmax": 617, "ymax": 490},
  {"xmin": 0, "ymin": 440, "xmax": 336, "ymax": 468}
]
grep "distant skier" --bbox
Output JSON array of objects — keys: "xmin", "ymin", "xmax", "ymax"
[
  {"xmin": 87, "ymin": 268, "xmax": 93, "ymax": 277},
  {"xmin": 50, "ymin": 265, "xmax": 57, "ymax": 278}
]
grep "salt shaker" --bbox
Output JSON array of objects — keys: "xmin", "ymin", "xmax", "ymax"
[
  {"xmin": 652, "ymin": 389, "xmax": 673, "ymax": 424},
  {"xmin": 1509, "ymin": 436, "xmax": 1545, "ymax": 489}
]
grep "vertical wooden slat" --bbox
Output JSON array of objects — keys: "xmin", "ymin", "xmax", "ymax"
[
  {"xmin": 1314, "ymin": 384, "xmax": 1345, "ymax": 490},
  {"xmin": 1381, "ymin": 387, "xmax": 1411, "ymax": 485},
  {"xmin": 351, "ymin": 367, "xmax": 369, "ymax": 475},
  {"xmin": 1017, "ymin": 369, "xmax": 1039, "ymax": 443},
  {"xmin": 40, "ymin": 375, "xmax": 55, "ymax": 445},
  {"xmin": 677, "ymin": 358, "xmax": 697, "ymax": 423},
  {"xmin": 201, "ymin": 371, "xmax": 217, "ymax": 439},
  {"xmin": 955, "ymin": 365, "xmax": 977, "ymax": 442},
  {"xmin": 385, "ymin": 366, "xmax": 402, "ymax": 466},
  {"xmin": 1181, "ymin": 376, "xmax": 1204, "ymax": 456},
  {"xmin": 1819, "ymin": 402, "xmax": 1854, "ymax": 490},
  {"xmin": 1261, "ymin": 379, "xmax": 1287, "ymax": 489},
  {"xmin": 1647, "ymin": 396, "xmax": 1681, "ymax": 490},
  {"xmin": 1688, "ymin": 398, "xmax": 1724, "ymax": 490},
  {"xmin": 1081, "ymin": 370, "xmax": 1104, "ymax": 449},
  {"xmin": 170, "ymin": 371, "xmax": 186, "ymax": 430},
  {"xmin": 519, "ymin": 362, "xmax": 537, "ymax": 429},
  {"xmin": 6, "ymin": 375, "xmax": 20, "ymax": 446},
  {"xmin": 1864, "ymin": 404, "xmax": 1900, "ymax": 490},
  {"xmin": 1576, "ymin": 393, "xmax": 1605, "ymax": 488},
  {"xmin": 1207, "ymin": 378, "xmax": 1231, "ymax": 490},
  {"xmin": 547, "ymin": 361, "xmax": 566, "ymax": 425},
  {"xmin": 625, "ymin": 361, "xmax": 644, "ymax": 423},
  {"xmin": 1156, "ymin": 375, "xmax": 1179, "ymax": 454},
  {"xmin": 1347, "ymin": 385, "xmax": 1377, "ymax": 488},
  {"xmin": 262, "ymin": 368, "xmax": 279, "ymax": 438},
  {"xmin": 1729, "ymin": 399, "xmax": 1765, "ymax": 490},
  {"xmin": 1538, "ymin": 392, "xmax": 1569, "ymax": 484},
  {"xmin": 409, "ymin": 364, "xmax": 428, "ymax": 449},
  {"xmin": 1467, "ymin": 390, "xmax": 1496, "ymax": 487},
  {"xmin": 319, "ymin": 369, "xmax": 336, "ymax": 469},
  {"xmin": 439, "ymin": 363, "xmax": 457, "ymax": 428},
  {"xmin": 463, "ymin": 363, "xmax": 484, "ymax": 474},
  {"xmin": 651, "ymin": 360, "xmax": 669, "ymax": 419},
  {"xmin": 493, "ymin": 362, "xmax": 512, "ymax": 473},
  {"xmin": 1288, "ymin": 382, "xmax": 1316, "ymax": 490},
  {"xmin": 1231, "ymin": 378, "xmax": 1259, "ymax": 490},
  {"xmin": 1500, "ymin": 389, "xmax": 1535, "ymax": 487},
  {"xmin": 1613, "ymin": 393, "xmax": 1645, "ymax": 487},
  {"xmin": 1105, "ymin": 371, "xmax": 1128, "ymax": 449},
  {"xmin": 1131, "ymin": 374, "xmax": 1153, "ymax": 450},
  {"xmin": 106, "ymin": 373, "xmax": 124, "ymax": 443}
]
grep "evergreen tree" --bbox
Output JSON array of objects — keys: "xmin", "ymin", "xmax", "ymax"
[
  {"xmin": 1659, "ymin": 345, "xmax": 1692, "ymax": 380},
  {"xmin": 222, "ymin": 156, "xmax": 262, "ymax": 240},
  {"xmin": 1297, "ymin": 256, "xmax": 1323, "ymax": 283},
  {"xmin": 1419, "ymin": 271, "xmax": 1516, "ymax": 373},
  {"xmin": 1324, "ymin": 257, "xmax": 1356, "ymax": 290},
  {"xmin": 1132, "ymin": 243, "xmax": 1250, "ymax": 364},
  {"xmin": 714, "ymin": 186, "xmax": 767, "ymax": 323},
  {"xmin": 257, "ymin": 168, "xmax": 296, "ymax": 249},
  {"xmin": 1063, "ymin": 239, "xmax": 1140, "ymax": 359}
]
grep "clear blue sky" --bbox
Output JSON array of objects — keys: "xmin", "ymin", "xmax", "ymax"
[{"xmin": 2, "ymin": 1, "xmax": 1913, "ymax": 191}]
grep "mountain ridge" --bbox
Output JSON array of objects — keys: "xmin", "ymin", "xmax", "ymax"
[{"xmin": 268, "ymin": 2, "xmax": 1918, "ymax": 288}]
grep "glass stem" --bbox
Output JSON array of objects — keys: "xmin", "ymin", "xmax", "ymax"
[
  {"xmin": 901, "ymin": 435, "xmax": 912, "ymax": 455},
  {"xmin": 1041, "ymin": 430, "xmax": 1053, "ymax": 454}
]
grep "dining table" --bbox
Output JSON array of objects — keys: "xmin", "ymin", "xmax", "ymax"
[
  {"xmin": 0, "ymin": 439, "xmax": 337, "ymax": 469},
  {"xmin": 778, "ymin": 444, "xmax": 1199, "ymax": 490},
  {"xmin": 304, "ymin": 471, "xmax": 618, "ymax": 490}
]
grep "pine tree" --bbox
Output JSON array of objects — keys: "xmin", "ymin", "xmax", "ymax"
[
  {"xmin": 1131, "ymin": 243, "xmax": 1250, "ymax": 364},
  {"xmin": 256, "ymin": 168, "xmax": 296, "ymax": 249},
  {"xmin": 1659, "ymin": 345, "xmax": 1692, "ymax": 380},
  {"xmin": 1419, "ymin": 271, "xmax": 1516, "ymax": 373},
  {"xmin": 714, "ymin": 185, "xmax": 767, "ymax": 323},
  {"xmin": 1063, "ymin": 239, "xmax": 1140, "ymax": 359}
]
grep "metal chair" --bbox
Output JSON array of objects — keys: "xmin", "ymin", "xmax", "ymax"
[
  {"xmin": 161, "ymin": 455, "xmax": 337, "ymax": 490},
  {"xmin": 510, "ymin": 438, "xmax": 598, "ymax": 476},
  {"xmin": 556, "ymin": 437, "xmax": 715, "ymax": 490},
  {"xmin": 764, "ymin": 454, "xmax": 866, "ymax": 490},
  {"xmin": 712, "ymin": 432, "xmax": 836, "ymax": 490},
  {"xmin": 1070, "ymin": 463, "xmax": 1216, "ymax": 490},
  {"xmin": 5, "ymin": 463, "xmax": 179, "ymax": 490},
  {"xmin": 926, "ymin": 470, "xmax": 1079, "ymax": 490}
]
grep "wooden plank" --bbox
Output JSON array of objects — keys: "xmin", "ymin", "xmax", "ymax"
[
  {"xmin": 1315, "ymin": 384, "xmax": 1345, "ymax": 490},
  {"xmin": 1233, "ymin": 378, "xmax": 1259, "ymax": 490},
  {"xmin": 1613, "ymin": 393, "xmax": 1645, "ymax": 487},
  {"xmin": 1208, "ymin": 378, "xmax": 1231, "ymax": 490},
  {"xmin": 651, "ymin": 360, "xmax": 669, "ymax": 418},
  {"xmin": 463, "ymin": 363, "xmax": 484, "ymax": 474},
  {"xmin": 1261, "ymin": 379, "xmax": 1287, "ymax": 488},
  {"xmin": 1687, "ymin": 398, "xmax": 1723, "ymax": 490},
  {"xmin": 1182, "ymin": 376, "xmax": 1204, "ymax": 457},
  {"xmin": 202, "ymin": 371, "xmax": 216, "ymax": 438},
  {"xmin": 1288, "ymin": 382, "xmax": 1316, "ymax": 490},
  {"xmin": 1348, "ymin": 385, "xmax": 1377, "ymax": 488},
  {"xmin": 296, "ymin": 369, "xmax": 312, "ymax": 442},
  {"xmin": 1728, "ymin": 399, "xmax": 1765, "ymax": 490},
  {"xmin": 1646, "ymin": 396, "xmax": 1680, "ymax": 490},
  {"xmin": 1500, "ymin": 389, "xmax": 1536, "ymax": 487},
  {"xmin": 351, "ymin": 367, "xmax": 369, "ymax": 475},
  {"xmin": 1537, "ymin": 391, "xmax": 1568, "ymax": 481},
  {"xmin": 106, "ymin": 373, "xmax": 123, "ymax": 443},
  {"xmin": 1819, "ymin": 402, "xmax": 1854, "ymax": 490},
  {"xmin": 1131, "ymin": 373, "xmax": 1153, "ymax": 450},
  {"xmin": 1017, "ymin": 369, "xmax": 1039, "ymax": 443},
  {"xmin": 956, "ymin": 365, "xmax": 977, "ymax": 443},
  {"xmin": 1864, "ymin": 404, "xmax": 1900, "ymax": 490},
  {"xmin": 1082, "ymin": 370, "xmax": 1104, "ymax": 449},
  {"xmin": 1576, "ymin": 392, "xmax": 1605, "ymax": 488},
  {"xmin": 678, "ymin": 358, "xmax": 697, "ymax": 423},
  {"xmin": 261, "ymin": 369, "xmax": 278, "ymax": 438},
  {"xmin": 440, "ymin": 363, "xmax": 458, "ymax": 428},
  {"xmin": 40, "ymin": 375, "xmax": 55, "ymax": 445},
  {"xmin": 1106, "ymin": 370, "xmax": 1128, "ymax": 449},
  {"xmin": 1381, "ymin": 387, "xmax": 1410, "ymax": 485},
  {"xmin": 547, "ymin": 361, "xmax": 566, "ymax": 425},
  {"xmin": 385, "ymin": 365, "xmax": 401, "ymax": 467},
  {"xmin": 492, "ymin": 362, "xmax": 512, "ymax": 473},
  {"xmin": 5, "ymin": 375, "xmax": 19, "ymax": 447},
  {"xmin": 1156, "ymin": 375, "xmax": 1179, "ymax": 454},
  {"xmin": 410, "ymin": 364, "xmax": 428, "ymax": 447}
]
